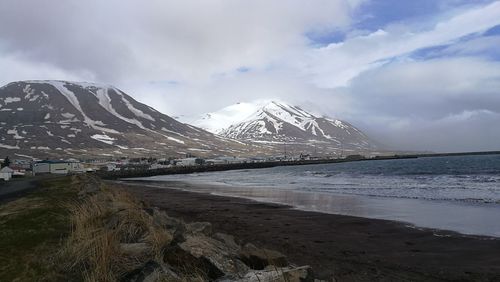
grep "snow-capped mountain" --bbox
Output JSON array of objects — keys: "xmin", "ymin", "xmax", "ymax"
[
  {"xmin": 0, "ymin": 80, "xmax": 249, "ymax": 158},
  {"xmin": 216, "ymin": 101, "xmax": 379, "ymax": 154},
  {"xmin": 187, "ymin": 100, "xmax": 271, "ymax": 134}
]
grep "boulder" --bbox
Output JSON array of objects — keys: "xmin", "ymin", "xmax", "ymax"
[
  {"xmin": 214, "ymin": 233, "xmax": 240, "ymax": 252},
  {"xmin": 281, "ymin": 266, "xmax": 315, "ymax": 282},
  {"xmin": 151, "ymin": 208, "xmax": 186, "ymax": 242},
  {"xmin": 221, "ymin": 265, "xmax": 314, "ymax": 282},
  {"xmin": 239, "ymin": 243, "xmax": 288, "ymax": 270},
  {"xmin": 151, "ymin": 208, "xmax": 183, "ymax": 229},
  {"xmin": 185, "ymin": 221, "xmax": 213, "ymax": 236},
  {"xmin": 177, "ymin": 234, "xmax": 249, "ymax": 278},
  {"xmin": 122, "ymin": 260, "xmax": 180, "ymax": 282}
]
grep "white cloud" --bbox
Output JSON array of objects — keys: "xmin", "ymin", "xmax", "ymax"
[
  {"xmin": 366, "ymin": 110, "xmax": 500, "ymax": 152},
  {"xmin": 0, "ymin": 0, "xmax": 361, "ymax": 86},
  {"xmin": 340, "ymin": 56, "xmax": 500, "ymax": 152},
  {"xmin": 307, "ymin": 1, "xmax": 500, "ymax": 88},
  {"xmin": 0, "ymin": 54, "xmax": 91, "ymax": 84},
  {"xmin": 1, "ymin": 0, "xmax": 500, "ymax": 152},
  {"xmin": 438, "ymin": 35, "xmax": 500, "ymax": 55}
]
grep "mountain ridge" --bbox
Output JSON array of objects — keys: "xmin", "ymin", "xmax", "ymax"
[
  {"xmin": 190, "ymin": 100, "xmax": 380, "ymax": 157},
  {"xmin": 0, "ymin": 80, "xmax": 251, "ymax": 159},
  {"xmin": 0, "ymin": 81, "xmax": 384, "ymax": 159}
]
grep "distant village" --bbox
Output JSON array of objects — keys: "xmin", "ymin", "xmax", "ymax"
[{"xmin": 1, "ymin": 153, "xmax": 351, "ymax": 181}]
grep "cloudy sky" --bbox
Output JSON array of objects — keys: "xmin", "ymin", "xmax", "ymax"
[{"xmin": 1, "ymin": 0, "xmax": 500, "ymax": 152}]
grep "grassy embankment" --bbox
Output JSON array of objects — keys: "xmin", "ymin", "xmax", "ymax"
[
  {"xmin": 0, "ymin": 177, "xmax": 74, "ymax": 281},
  {"xmin": 1, "ymin": 175, "xmax": 313, "ymax": 282},
  {"xmin": 0, "ymin": 176, "xmax": 176, "ymax": 281}
]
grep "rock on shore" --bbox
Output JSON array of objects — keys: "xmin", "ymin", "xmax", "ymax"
[{"xmin": 69, "ymin": 175, "xmax": 326, "ymax": 282}]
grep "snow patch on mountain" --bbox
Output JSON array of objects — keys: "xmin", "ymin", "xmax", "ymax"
[
  {"xmin": 49, "ymin": 80, "xmax": 103, "ymax": 129},
  {"xmin": 4, "ymin": 97, "xmax": 21, "ymax": 104},
  {"xmin": 186, "ymin": 100, "xmax": 274, "ymax": 133},
  {"xmin": 91, "ymin": 134, "xmax": 117, "ymax": 145},
  {"xmin": 0, "ymin": 143, "xmax": 20, "ymax": 149},
  {"xmin": 93, "ymin": 87, "xmax": 148, "ymax": 130},
  {"xmin": 214, "ymin": 100, "xmax": 377, "ymax": 151}
]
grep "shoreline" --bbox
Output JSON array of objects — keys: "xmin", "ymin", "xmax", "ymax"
[
  {"xmin": 117, "ymin": 180, "xmax": 500, "ymax": 281},
  {"xmin": 120, "ymin": 179, "xmax": 500, "ymax": 238}
]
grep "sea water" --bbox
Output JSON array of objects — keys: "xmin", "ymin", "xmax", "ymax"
[{"xmin": 136, "ymin": 155, "xmax": 500, "ymax": 237}]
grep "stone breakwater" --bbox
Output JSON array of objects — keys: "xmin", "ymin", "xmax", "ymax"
[{"xmin": 68, "ymin": 175, "xmax": 328, "ymax": 282}]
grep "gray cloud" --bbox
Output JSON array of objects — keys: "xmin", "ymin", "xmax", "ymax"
[
  {"xmin": 339, "ymin": 57, "xmax": 500, "ymax": 152},
  {"xmin": 1, "ymin": 0, "xmax": 500, "ymax": 152}
]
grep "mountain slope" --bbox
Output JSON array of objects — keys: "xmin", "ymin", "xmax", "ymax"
[
  {"xmin": 0, "ymin": 80, "xmax": 249, "ymax": 159},
  {"xmin": 187, "ymin": 101, "xmax": 270, "ymax": 134},
  {"xmin": 217, "ymin": 101, "xmax": 379, "ymax": 154}
]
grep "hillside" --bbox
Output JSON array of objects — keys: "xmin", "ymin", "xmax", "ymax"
[
  {"xmin": 0, "ymin": 81, "xmax": 250, "ymax": 159},
  {"xmin": 192, "ymin": 101, "xmax": 380, "ymax": 157}
]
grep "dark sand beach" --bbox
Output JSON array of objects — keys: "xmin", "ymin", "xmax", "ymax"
[{"xmin": 117, "ymin": 181, "xmax": 500, "ymax": 282}]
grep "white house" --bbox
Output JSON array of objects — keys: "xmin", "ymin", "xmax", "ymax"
[{"xmin": 0, "ymin": 167, "xmax": 14, "ymax": 181}]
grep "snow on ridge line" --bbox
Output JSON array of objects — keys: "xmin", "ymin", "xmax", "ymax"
[
  {"xmin": 219, "ymin": 100, "xmax": 373, "ymax": 146},
  {"xmin": 199, "ymin": 100, "xmax": 354, "ymax": 137},
  {"xmin": 22, "ymin": 80, "xmax": 114, "ymax": 89}
]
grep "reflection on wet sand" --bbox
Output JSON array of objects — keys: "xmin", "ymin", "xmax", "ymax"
[{"xmin": 128, "ymin": 180, "xmax": 500, "ymax": 237}]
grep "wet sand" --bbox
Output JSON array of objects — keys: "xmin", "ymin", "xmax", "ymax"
[{"xmin": 117, "ymin": 181, "xmax": 500, "ymax": 281}]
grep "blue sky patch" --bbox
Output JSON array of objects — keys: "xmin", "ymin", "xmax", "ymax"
[
  {"xmin": 237, "ymin": 66, "xmax": 250, "ymax": 73},
  {"xmin": 484, "ymin": 24, "xmax": 500, "ymax": 36},
  {"xmin": 352, "ymin": 0, "xmax": 441, "ymax": 31}
]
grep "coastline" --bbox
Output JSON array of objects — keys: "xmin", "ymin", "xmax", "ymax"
[
  {"xmin": 121, "ymin": 179, "xmax": 500, "ymax": 237},
  {"xmin": 117, "ymin": 180, "xmax": 500, "ymax": 281}
]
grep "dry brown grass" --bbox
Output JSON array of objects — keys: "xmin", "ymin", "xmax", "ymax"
[{"xmin": 60, "ymin": 177, "xmax": 174, "ymax": 282}]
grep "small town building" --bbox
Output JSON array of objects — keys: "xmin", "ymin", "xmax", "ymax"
[
  {"xmin": 9, "ymin": 166, "xmax": 26, "ymax": 177},
  {"xmin": 13, "ymin": 159, "xmax": 32, "ymax": 170},
  {"xmin": 205, "ymin": 159, "xmax": 227, "ymax": 165},
  {"xmin": 33, "ymin": 160, "xmax": 84, "ymax": 175},
  {"xmin": 177, "ymin": 157, "xmax": 204, "ymax": 166},
  {"xmin": 216, "ymin": 156, "xmax": 248, "ymax": 164},
  {"xmin": 106, "ymin": 163, "xmax": 121, "ymax": 172},
  {"xmin": 33, "ymin": 161, "xmax": 51, "ymax": 174},
  {"xmin": 149, "ymin": 163, "xmax": 170, "ymax": 170},
  {"xmin": 0, "ymin": 167, "xmax": 14, "ymax": 181}
]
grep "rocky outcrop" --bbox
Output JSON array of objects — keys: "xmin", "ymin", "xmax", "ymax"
[{"xmin": 66, "ymin": 175, "xmax": 327, "ymax": 281}]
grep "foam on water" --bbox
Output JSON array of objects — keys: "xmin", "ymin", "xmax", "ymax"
[{"xmin": 134, "ymin": 154, "xmax": 500, "ymax": 237}]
